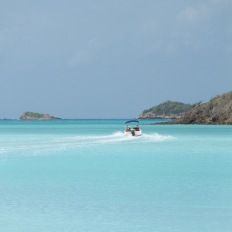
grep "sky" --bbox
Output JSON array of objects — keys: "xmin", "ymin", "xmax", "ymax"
[{"xmin": 1, "ymin": 0, "xmax": 232, "ymax": 119}]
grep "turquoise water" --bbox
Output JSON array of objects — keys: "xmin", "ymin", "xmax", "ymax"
[{"xmin": 0, "ymin": 119, "xmax": 232, "ymax": 232}]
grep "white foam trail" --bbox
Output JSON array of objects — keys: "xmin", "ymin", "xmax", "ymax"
[
  {"xmin": 54, "ymin": 131, "xmax": 175, "ymax": 145},
  {"xmin": 0, "ymin": 132, "xmax": 175, "ymax": 155},
  {"xmin": 142, "ymin": 133, "xmax": 175, "ymax": 142}
]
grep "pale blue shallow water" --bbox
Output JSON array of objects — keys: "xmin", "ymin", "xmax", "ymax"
[{"xmin": 0, "ymin": 119, "xmax": 232, "ymax": 232}]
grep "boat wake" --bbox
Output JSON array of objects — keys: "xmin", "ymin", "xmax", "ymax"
[
  {"xmin": 0, "ymin": 132, "xmax": 175, "ymax": 155},
  {"xmin": 63, "ymin": 132, "xmax": 174, "ymax": 145}
]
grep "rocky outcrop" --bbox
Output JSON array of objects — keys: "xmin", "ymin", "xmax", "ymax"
[
  {"xmin": 20, "ymin": 112, "xmax": 61, "ymax": 120},
  {"xmin": 172, "ymin": 91, "xmax": 232, "ymax": 124}
]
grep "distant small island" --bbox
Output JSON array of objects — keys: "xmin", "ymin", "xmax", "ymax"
[
  {"xmin": 139, "ymin": 101, "xmax": 192, "ymax": 119},
  {"xmin": 20, "ymin": 112, "xmax": 61, "ymax": 120}
]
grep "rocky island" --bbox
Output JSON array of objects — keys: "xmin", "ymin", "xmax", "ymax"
[
  {"xmin": 20, "ymin": 112, "xmax": 61, "ymax": 120},
  {"xmin": 139, "ymin": 101, "xmax": 192, "ymax": 119},
  {"xmin": 171, "ymin": 91, "xmax": 232, "ymax": 124}
]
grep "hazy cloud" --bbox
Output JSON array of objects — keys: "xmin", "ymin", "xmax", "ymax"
[
  {"xmin": 171, "ymin": 0, "xmax": 232, "ymax": 52},
  {"xmin": 177, "ymin": 6, "xmax": 211, "ymax": 23},
  {"xmin": 210, "ymin": 0, "xmax": 232, "ymax": 4},
  {"xmin": 67, "ymin": 50, "xmax": 93, "ymax": 67}
]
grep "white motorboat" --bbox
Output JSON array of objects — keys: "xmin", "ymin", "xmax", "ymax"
[{"xmin": 124, "ymin": 120, "xmax": 142, "ymax": 136}]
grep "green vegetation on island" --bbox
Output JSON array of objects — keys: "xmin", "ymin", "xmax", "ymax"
[
  {"xmin": 172, "ymin": 91, "xmax": 232, "ymax": 124},
  {"xmin": 20, "ymin": 112, "xmax": 61, "ymax": 120},
  {"xmin": 139, "ymin": 101, "xmax": 192, "ymax": 119}
]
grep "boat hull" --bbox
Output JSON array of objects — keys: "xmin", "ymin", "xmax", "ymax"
[{"xmin": 124, "ymin": 129, "xmax": 142, "ymax": 136}]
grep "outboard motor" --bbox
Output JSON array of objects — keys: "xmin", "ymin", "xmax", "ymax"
[{"xmin": 131, "ymin": 130, "xmax": 135, "ymax": 136}]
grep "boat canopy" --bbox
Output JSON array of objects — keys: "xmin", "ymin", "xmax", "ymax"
[{"xmin": 125, "ymin": 120, "xmax": 139, "ymax": 124}]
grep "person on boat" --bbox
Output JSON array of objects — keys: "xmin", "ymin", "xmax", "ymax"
[
  {"xmin": 125, "ymin": 126, "xmax": 131, "ymax": 132},
  {"xmin": 134, "ymin": 125, "xmax": 140, "ymax": 131}
]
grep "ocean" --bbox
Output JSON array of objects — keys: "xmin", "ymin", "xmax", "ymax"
[{"xmin": 0, "ymin": 119, "xmax": 232, "ymax": 232}]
